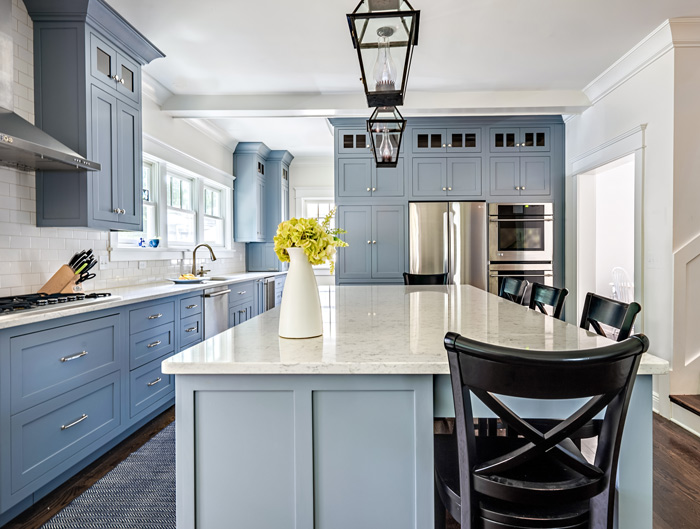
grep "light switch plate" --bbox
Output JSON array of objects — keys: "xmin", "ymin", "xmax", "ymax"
[
  {"xmin": 138, "ymin": 261, "xmax": 146, "ymax": 270},
  {"xmin": 99, "ymin": 255, "xmax": 108, "ymax": 270}
]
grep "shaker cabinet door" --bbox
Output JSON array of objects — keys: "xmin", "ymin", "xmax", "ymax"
[
  {"xmin": 519, "ymin": 156, "xmax": 551, "ymax": 196},
  {"xmin": 411, "ymin": 158, "xmax": 447, "ymax": 197},
  {"xmin": 373, "ymin": 158, "xmax": 405, "ymax": 197},
  {"xmin": 489, "ymin": 157, "xmax": 520, "ymax": 196},
  {"xmin": 90, "ymin": 86, "xmax": 119, "ymax": 223},
  {"xmin": 372, "ymin": 205, "xmax": 405, "ymax": 280},
  {"xmin": 447, "ymin": 158, "xmax": 482, "ymax": 196},
  {"xmin": 337, "ymin": 158, "xmax": 373, "ymax": 198},
  {"xmin": 116, "ymin": 101, "xmax": 141, "ymax": 227},
  {"xmin": 337, "ymin": 206, "xmax": 372, "ymax": 280}
]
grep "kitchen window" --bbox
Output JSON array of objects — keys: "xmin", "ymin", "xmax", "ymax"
[{"xmin": 114, "ymin": 155, "xmax": 231, "ymax": 252}]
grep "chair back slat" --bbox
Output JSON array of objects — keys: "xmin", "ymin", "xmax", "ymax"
[
  {"xmin": 528, "ymin": 283, "xmax": 569, "ymax": 320},
  {"xmin": 403, "ymin": 272, "xmax": 448, "ymax": 285},
  {"xmin": 580, "ymin": 292, "xmax": 641, "ymax": 341},
  {"xmin": 498, "ymin": 277, "xmax": 528, "ymax": 304}
]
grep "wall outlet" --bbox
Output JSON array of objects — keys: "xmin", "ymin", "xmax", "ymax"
[
  {"xmin": 99, "ymin": 255, "xmax": 108, "ymax": 270},
  {"xmin": 138, "ymin": 261, "xmax": 147, "ymax": 270}
]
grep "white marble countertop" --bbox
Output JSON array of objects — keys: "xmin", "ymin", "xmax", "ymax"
[
  {"xmin": 0, "ymin": 271, "xmax": 287, "ymax": 330},
  {"xmin": 162, "ymin": 285, "xmax": 668, "ymax": 376}
]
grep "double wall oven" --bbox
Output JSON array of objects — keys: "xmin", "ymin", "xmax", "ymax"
[{"xmin": 488, "ymin": 203, "xmax": 554, "ymax": 297}]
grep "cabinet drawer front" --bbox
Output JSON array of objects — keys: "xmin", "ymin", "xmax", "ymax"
[
  {"xmin": 10, "ymin": 315, "xmax": 119, "ymax": 414},
  {"xmin": 130, "ymin": 356, "xmax": 174, "ymax": 418},
  {"xmin": 129, "ymin": 323, "xmax": 175, "ymax": 370},
  {"xmin": 180, "ymin": 294, "xmax": 203, "ymax": 317},
  {"xmin": 180, "ymin": 314, "xmax": 203, "ymax": 348},
  {"xmin": 11, "ymin": 373, "xmax": 120, "ymax": 493},
  {"xmin": 130, "ymin": 301, "xmax": 175, "ymax": 334},
  {"xmin": 230, "ymin": 281, "xmax": 255, "ymax": 305}
]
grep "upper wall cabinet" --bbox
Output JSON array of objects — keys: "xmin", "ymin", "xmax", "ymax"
[
  {"xmin": 412, "ymin": 128, "xmax": 481, "ymax": 154},
  {"xmin": 337, "ymin": 129, "xmax": 371, "ymax": 155},
  {"xmin": 490, "ymin": 127, "xmax": 550, "ymax": 153},
  {"xmin": 337, "ymin": 158, "xmax": 405, "ymax": 198},
  {"xmin": 26, "ymin": 0, "xmax": 164, "ymax": 231}
]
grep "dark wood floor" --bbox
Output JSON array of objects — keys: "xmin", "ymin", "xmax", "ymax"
[
  {"xmin": 3, "ymin": 408, "xmax": 700, "ymax": 529},
  {"xmin": 2, "ymin": 406, "xmax": 174, "ymax": 529}
]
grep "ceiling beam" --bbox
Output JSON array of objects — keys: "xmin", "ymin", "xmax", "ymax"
[{"xmin": 161, "ymin": 90, "xmax": 591, "ymax": 119}]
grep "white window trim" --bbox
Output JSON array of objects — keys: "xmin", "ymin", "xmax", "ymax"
[
  {"xmin": 110, "ymin": 153, "xmax": 235, "ymax": 261},
  {"xmin": 294, "ymin": 187, "xmax": 335, "ymax": 274}
]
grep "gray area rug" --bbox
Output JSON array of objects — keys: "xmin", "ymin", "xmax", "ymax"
[{"xmin": 41, "ymin": 423, "xmax": 176, "ymax": 529}]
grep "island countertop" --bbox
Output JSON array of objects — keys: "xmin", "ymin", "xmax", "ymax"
[{"xmin": 162, "ymin": 285, "xmax": 668, "ymax": 376}]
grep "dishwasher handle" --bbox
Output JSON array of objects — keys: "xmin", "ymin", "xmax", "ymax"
[{"xmin": 204, "ymin": 289, "xmax": 231, "ymax": 298}]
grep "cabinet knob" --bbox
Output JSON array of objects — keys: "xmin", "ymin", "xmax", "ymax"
[
  {"xmin": 367, "ymin": 240, "xmax": 371, "ymax": 244},
  {"xmin": 372, "ymin": 240, "xmax": 376, "ymax": 244},
  {"xmin": 442, "ymin": 144, "xmax": 446, "ymax": 148},
  {"xmin": 372, "ymin": 187, "xmax": 376, "ymax": 191},
  {"xmin": 515, "ymin": 186, "xmax": 520, "ymax": 190},
  {"xmin": 448, "ymin": 187, "xmax": 452, "ymax": 191},
  {"xmin": 442, "ymin": 187, "xmax": 447, "ymax": 191},
  {"xmin": 119, "ymin": 78, "xmax": 125, "ymax": 85},
  {"xmin": 112, "ymin": 75, "xmax": 120, "ymax": 82},
  {"xmin": 448, "ymin": 144, "xmax": 452, "ymax": 147},
  {"xmin": 367, "ymin": 187, "xmax": 371, "ymax": 192},
  {"xmin": 521, "ymin": 187, "xmax": 525, "ymax": 190},
  {"xmin": 113, "ymin": 208, "xmax": 120, "ymax": 214}
]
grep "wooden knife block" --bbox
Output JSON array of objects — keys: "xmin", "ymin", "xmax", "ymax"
[{"xmin": 38, "ymin": 265, "xmax": 84, "ymax": 294}]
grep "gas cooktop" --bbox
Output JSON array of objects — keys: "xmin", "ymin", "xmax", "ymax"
[{"xmin": 0, "ymin": 292, "xmax": 115, "ymax": 315}]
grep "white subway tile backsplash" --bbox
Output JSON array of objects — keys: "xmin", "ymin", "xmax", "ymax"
[
  {"xmin": 29, "ymin": 237, "xmax": 49, "ymax": 249},
  {"xmin": 19, "ymin": 223, "xmax": 41, "ymax": 237},
  {"xmin": 10, "ymin": 236, "xmax": 30, "ymax": 249},
  {"xmin": 10, "ymin": 210, "xmax": 30, "ymax": 224},
  {"xmin": 48, "ymin": 238, "xmax": 65, "ymax": 250},
  {"xmin": 0, "ymin": 236, "xmax": 9, "ymax": 248}
]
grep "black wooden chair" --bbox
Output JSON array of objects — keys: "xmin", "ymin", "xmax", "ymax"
[
  {"xmin": 580, "ymin": 292, "xmax": 641, "ymax": 341},
  {"xmin": 403, "ymin": 272, "xmax": 448, "ymax": 285},
  {"xmin": 528, "ymin": 283, "xmax": 569, "ymax": 320},
  {"xmin": 498, "ymin": 277, "xmax": 528, "ymax": 305},
  {"xmin": 435, "ymin": 331, "xmax": 649, "ymax": 529}
]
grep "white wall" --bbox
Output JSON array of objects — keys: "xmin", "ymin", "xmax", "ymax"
[
  {"xmin": 566, "ymin": 50, "xmax": 674, "ymax": 365},
  {"xmin": 594, "ymin": 160, "xmax": 635, "ymax": 297},
  {"xmin": 576, "ymin": 175, "xmax": 597, "ymax": 319},
  {"xmin": 289, "ymin": 157, "xmax": 334, "ymax": 218}
]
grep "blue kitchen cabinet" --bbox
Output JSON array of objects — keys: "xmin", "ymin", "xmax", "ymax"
[
  {"xmin": 337, "ymin": 205, "xmax": 405, "ymax": 283},
  {"xmin": 490, "ymin": 156, "xmax": 551, "ymax": 196},
  {"xmin": 337, "ymin": 129, "xmax": 371, "ymax": 155},
  {"xmin": 338, "ymin": 158, "xmax": 405, "ymax": 198},
  {"xmin": 413, "ymin": 157, "xmax": 482, "ymax": 198},
  {"xmin": 234, "ymin": 143, "xmax": 269, "ymax": 242},
  {"xmin": 412, "ymin": 128, "xmax": 481, "ymax": 154},
  {"xmin": 490, "ymin": 157, "xmax": 520, "ymax": 196},
  {"xmin": 27, "ymin": 0, "xmax": 163, "ymax": 231},
  {"xmin": 412, "ymin": 128, "xmax": 446, "ymax": 153},
  {"xmin": 448, "ymin": 158, "xmax": 482, "ymax": 196},
  {"xmin": 490, "ymin": 127, "xmax": 550, "ymax": 153},
  {"xmin": 373, "ymin": 158, "xmax": 405, "ymax": 197},
  {"xmin": 412, "ymin": 158, "xmax": 448, "ymax": 197}
]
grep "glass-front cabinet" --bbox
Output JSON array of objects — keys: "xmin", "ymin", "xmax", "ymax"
[
  {"xmin": 412, "ymin": 128, "xmax": 481, "ymax": 154},
  {"xmin": 90, "ymin": 32, "xmax": 140, "ymax": 105},
  {"xmin": 490, "ymin": 127, "xmax": 550, "ymax": 153}
]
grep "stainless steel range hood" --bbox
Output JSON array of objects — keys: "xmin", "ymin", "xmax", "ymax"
[{"xmin": 0, "ymin": 0, "xmax": 99, "ymax": 172}]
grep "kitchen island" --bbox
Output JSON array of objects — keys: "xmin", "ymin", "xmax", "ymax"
[{"xmin": 162, "ymin": 285, "xmax": 668, "ymax": 529}]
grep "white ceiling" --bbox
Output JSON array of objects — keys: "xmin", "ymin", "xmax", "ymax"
[{"xmin": 109, "ymin": 0, "xmax": 700, "ymax": 157}]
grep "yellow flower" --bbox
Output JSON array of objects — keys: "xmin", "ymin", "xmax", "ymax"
[{"xmin": 274, "ymin": 208, "xmax": 348, "ymax": 274}]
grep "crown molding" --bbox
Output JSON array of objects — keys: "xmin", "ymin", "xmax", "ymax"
[
  {"xmin": 141, "ymin": 71, "xmax": 173, "ymax": 106},
  {"xmin": 584, "ymin": 18, "xmax": 700, "ymax": 105},
  {"xmin": 182, "ymin": 118, "xmax": 238, "ymax": 152}
]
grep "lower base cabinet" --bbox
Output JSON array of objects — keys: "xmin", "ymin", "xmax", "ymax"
[{"xmin": 130, "ymin": 355, "xmax": 175, "ymax": 418}]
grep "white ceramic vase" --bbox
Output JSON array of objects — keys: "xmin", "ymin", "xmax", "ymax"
[{"xmin": 278, "ymin": 247, "xmax": 323, "ymax": 339}]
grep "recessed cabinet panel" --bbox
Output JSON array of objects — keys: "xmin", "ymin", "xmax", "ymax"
[
  {"xmin": 448, "ymin": 158, "xmax": 482, "ymax": 196},
  {"xmin": 90, "ymin": 86, "xmax": 118, "ymax": 223},
  {"xmin": 116, "ymin": 101, "xmax": 141, "ymax": 227},
  {"xmin": 337, "ymin": 206, "xmax": 372, "ymax": 280},
  {"xmin": 490, "ymin": 157, "xmax": 520, "ymax": 196},
  {"xmin": 520, "ymin": 157, "xmax": 551, "ymax": 196},
  {"xmin": 337, "ymin": 158, "xmax": 373, "ymax": 197},
  {"xmin": 372, "ymin": 206, "xmax": 405, "ymax": 279},
  {"xmin": 373, "ymin": 158, "xmax": 405, "ymax": 197},
  {"xmin": 412, "ymin": 158, "xmax": 447, "ymax": 197}
]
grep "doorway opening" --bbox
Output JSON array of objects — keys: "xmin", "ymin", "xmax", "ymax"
[{"xmin": 576, "ymin": 154, "xmax": 636, "ymax": 319}]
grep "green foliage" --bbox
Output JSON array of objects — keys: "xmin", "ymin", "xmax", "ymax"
[{"xmin": 274, "ymin": 208, "xmax": 348, "ymax": 274}]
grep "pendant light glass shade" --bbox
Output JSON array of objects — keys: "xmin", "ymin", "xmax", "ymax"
[
  {"xmin": 347, "ymin": 0, "xmax": 420, "ymax": 107},
  {"xmin": 367, "ymin": 106, "xmax": 406, "ymax": 168}
]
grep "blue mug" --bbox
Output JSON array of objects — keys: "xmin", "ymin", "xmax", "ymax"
[{"xmin": 149, "ymin": 239, "xmax": 160, "ymax": 248}]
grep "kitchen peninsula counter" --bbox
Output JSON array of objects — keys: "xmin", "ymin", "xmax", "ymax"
[{"xmin": 164, "ymin": 285, "xmax": 667, "ymax": 529}]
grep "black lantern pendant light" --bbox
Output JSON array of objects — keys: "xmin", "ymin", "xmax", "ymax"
[
  {"xmin": 347, "ymin": 0, "xmax": 420, "ymax": 107},
  {"xmin": 367, "ymin": 106, "xmax": 406, "ymax": 168}
]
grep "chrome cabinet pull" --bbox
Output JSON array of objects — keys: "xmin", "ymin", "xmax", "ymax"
[
  {"xmin": 239, "ymin": 309, "xmax": 246, "ymax": 313},
  {"xmin": 147, "ymin": 377, "xmax": 162, "ymax": 387},
  {"xmin": 185, "ymin": 326, "xmax": 197, "ymax": 333},
  {"xmin": 60, "ymin": 351, "xmax": 88, "ymax": 362},
  {"xmin": 238, "ymin": 291, "xmax": 246, "ymax": 295},
  {"xmin": 61, "ymin": 414, "xmax": 88, "ymax": 430},
  {"xmin": 148, "ymin": 313, "xmax": 163, "ymax": 320},
  {"xmin": 186, "ymin": 304, "xmax": 198, "ymax": 309},
  {"xmin": 147, "ymin": 340, "xmax": 162, "ymax": 348}
]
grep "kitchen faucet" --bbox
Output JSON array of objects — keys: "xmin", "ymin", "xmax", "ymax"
[{"xmin": 192, "ymin": 243, "xmax": 217, "ymax": 276}]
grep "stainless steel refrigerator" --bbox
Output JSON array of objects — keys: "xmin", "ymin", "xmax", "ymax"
[{"xmin": 408, "ymin": 202, "xmax": 487, "ymax": 289}]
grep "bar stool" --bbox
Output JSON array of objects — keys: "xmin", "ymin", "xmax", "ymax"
[
  {"xmin": 498, "ymin": 277, "xmax": 528, "ymax": 305},
  {"xmin": 403, "ymin": 272, "xmax": 448, "ymax": 285},
  {"xmin": 435, "ymin": 331, "xmax": 649, "ymax": 529},
  {"xmin": 528, "ymin": 283, "xmax": 569, "ymax": 320},
  {"xmin": 580, "ymin": 292, "xmax": 641, "ymax": 341}
]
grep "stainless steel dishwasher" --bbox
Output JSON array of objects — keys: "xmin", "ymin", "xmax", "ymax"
[{"xmin": 203, "ymin": 284, "xmax": 231, "ymax": 339}]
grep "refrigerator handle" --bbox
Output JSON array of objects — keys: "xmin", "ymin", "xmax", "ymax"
[{"xmin": 447, "ymin": 207, "xmax": 454, "ymax": 283}]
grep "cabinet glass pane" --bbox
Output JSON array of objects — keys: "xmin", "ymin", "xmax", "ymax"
[
  {"xmin": 417, "ymin": 134, "xmax": 429, "ymax": 149},
  {"xmin": 536, "ymin": 132, "xmax": 546, "ymax": 147},
  {"xmin": 355, "ymin": 134, "xmax": 367, "ymax": 148},
  {"xmin": 495, "ymin": 133, "xmax": 504, "ymax": 148},
  {"xmin": 282, "ymin": 168, "xmax": 288, "ymax": 180},
  {"xmin": 343, "ymin": 135, "xmax": 354, "ymax": 149},
  {"xmin": 451, "ymin": 134, "xmax": 462, "ymax": 148},
  {"xmin": 465, "ymin": 134, "xmax": 476, "ymax": 148},
  {"xmin": 524, "ymin": 132, "xmax": 534, "ymax": 147},
  {"xmin": 506, "ymin": 133, "xmax": 516, "ymax": 147},
  {"xmin": 96, "ymin": 47, "xmax": 111, "ymax": 78},
  {"xmin": 120, "ymin": 65, "xmax": 134, "ymax": 92},
  {"xmin": 431, "ymin": 134, "xmax": 442, "ymax": 148}
]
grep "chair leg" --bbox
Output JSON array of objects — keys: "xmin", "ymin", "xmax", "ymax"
[{"xmin": 435, "ymin": 484, "xmax": 447, "ymax": 529}]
